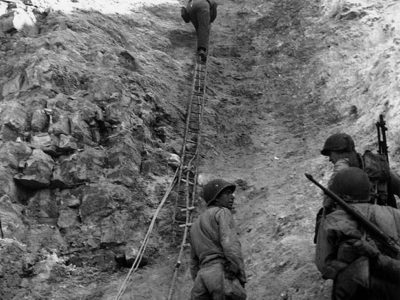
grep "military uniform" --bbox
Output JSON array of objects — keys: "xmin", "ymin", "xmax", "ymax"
[
  {"xmin": 190, "ymin": 206, "xmax": 246, "ymax": 300},
  {"xmin": 182, "ymin": 0, "xmax": 217, "ymax": 59},
  {"xmin": 315, "ymin": 168, "xmax": 400, "ymax": 300}
]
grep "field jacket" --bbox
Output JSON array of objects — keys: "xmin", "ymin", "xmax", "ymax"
[{"xmin": 190, "ymin": 206, "xmax": 246, "ymax": 284}]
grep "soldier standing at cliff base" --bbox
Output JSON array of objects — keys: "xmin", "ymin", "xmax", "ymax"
[
  {"xmin": 315, "ymin": 167, "xmax": 400, "ymax": 300},
  {"xmin": 190, "ymin": 179, "xmax": 246, "ymax": 300},
  {"xmin": 181, "ymin": 0, "xmax": 217, "ymax": 63},
  {"xmin": 320, "ymin": 132, "xmax": 400, "ymax": 209}
]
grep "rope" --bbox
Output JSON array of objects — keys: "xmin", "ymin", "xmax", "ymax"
[{"xmin": 113, "ymin": 167, "xmax": 179, "ymax": 300}]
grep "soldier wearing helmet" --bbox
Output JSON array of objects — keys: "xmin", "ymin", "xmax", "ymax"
[
  {"xmin": 315, "ymin": 168, "xmax": 400, "ymax": 300},
  {"xmin": 320, "ymin": 132, "xmax": 400, "ymax": 212},
  {"xmin": 189, "ymin": 179, "xmax": 247, "ymax": 300}
]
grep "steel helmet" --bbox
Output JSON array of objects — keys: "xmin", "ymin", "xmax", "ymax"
[
  {"xmin": 202, "ymin": 179, "xmax": 236, "ymax": 205},
  {"xmin": 330, "ymin": 167, "xmax": 370, "ymax": 202},
  {"xmin": 321, "ymin": 133, "xmax": 355, "ymax": 156}
]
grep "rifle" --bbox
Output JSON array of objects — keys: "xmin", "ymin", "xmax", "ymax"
[
  {"xmin": 375, "ymin": 114, "xmax": 397, "ymax": 208},
  {"xmin": 376, "ymin": 114, "xmax": 389, "ymax": 163},
  {"xmin": 305, "ymin": 173, "xmax": 400, "ymax": 258}
]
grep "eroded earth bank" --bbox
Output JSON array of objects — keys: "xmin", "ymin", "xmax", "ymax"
[{"xmin": 1, "ymin": 0, "xmax": 400, "ymax": 299}]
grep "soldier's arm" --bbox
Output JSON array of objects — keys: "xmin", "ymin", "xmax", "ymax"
[
  {"xmin": 217, "ymin": 208, "xmax": 246, "ymax": 284},
  {"xmin": 352, "ymin": 238, "xmax": 400, "ymax": 283},
  {"xmin": 372, "ymin": 254, "xmax": 400, "ymax": 283}
]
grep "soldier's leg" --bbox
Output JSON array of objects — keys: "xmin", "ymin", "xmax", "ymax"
[
  {"xmin": 201, "ymin": 263, "xmax": 225, "ymax": 300},
  {"xmin": 191, "ymin": 270, "xmax": 211, "ymax": 300},
  {"xmin": 196, "ymin": 6, "xmax": 210, "ymax": 52}
]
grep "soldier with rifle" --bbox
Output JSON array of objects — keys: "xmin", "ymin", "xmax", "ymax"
[
  {"xmin": 314, "ymin": 115, "xmax": 400, "ymax": 244},
  {"xmin": 307, "ymin": 168, "xmax": 400, "ymax": 300},
  {"xmin": 320, "ymin": 116, "xmax": 400, "ymax": 210}
]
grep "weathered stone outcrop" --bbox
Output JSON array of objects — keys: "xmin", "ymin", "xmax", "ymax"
[
  {"xmin": 0, "ymin": 0, "xmax": 184, "ymax": 297},
  {"xmin": 14, "ymin": 148, "xmax": 54, "ymax": 189}
]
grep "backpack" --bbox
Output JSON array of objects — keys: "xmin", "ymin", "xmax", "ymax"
[{"xmin": 362, "ymin": 150, "xmax": 395, "ymax": 207}]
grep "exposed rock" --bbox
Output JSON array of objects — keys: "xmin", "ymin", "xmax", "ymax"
[
  {"xmin": 30, "ymin": 109, "xmax": 48, "ymax": 132},
  {"xmin": 26, "ymin": 189, "xmax": 59, "ymax": 225},
  {"xmin": 70, "ymin": 112, "xmax": 93, "ymax": 145},
  {"xmin": 58, "ymin": 134, "xmax": 78, "ymax": 153},
  {"xmin": 0, "ymin": 195, "xmax": 26, "ymax": 240},
  {"xmin": 0, "ymin": 102, "xmax": 28, "ymax": 141},
  {"xmin": 106, "ymin": 166, "xmax": 140, "ymax": 188},
  {"xmin": 107, "ymin": 134, "xmax": 142, "ymax": 171},
  {"xmin": 0, "ymin": 141, "xmax": 32, "ymax": 169},
  {"xmin": 167, "ymin": 153, "xmax": 180, "ymax": 168},
  {"xmin": 0, "ymin": 166, "xmax": 18, "ymax": 201},
  {"xmin": 51, "ymin": 147, "xmax": 106, "ymax": 187},
  {"xmin": 25, "ymin": 224, "xmax": 67, "ymax": 256},
  {"xmin": 58, "ymin": 189, "xmax": 80, "ymax": 208},
  {"xmin": 57, "ymin": 207, "xmax": 79, "ymax": 229},
  {"xmin": 0, "ymin": 12, "xmax": 15, "ymax": 34},
  {"xmin": 0, "ymin": 239, "xmax": 27, "ymax": 300},
  {"xmin": 30, "ymin": 132, "xmax": 57, "ymax": 155},
  {"xmin": 48, "ymin": 113, "xmax": 71, "ymax": 136},
  {"xmin": 79, "ymin": 182, "xmax": 133, "ymax": 222},
  {"xmin": 14, "ymin": 149, "xmax": 54, "ymax": 189}
]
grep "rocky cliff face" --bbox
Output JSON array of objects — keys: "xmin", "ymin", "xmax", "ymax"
[
  {"xmin": 0, "ymin": 0, "xmax": 189, "ymax": 298},
  {"xmin": 1, "ymin": 0, "xmax": 400, "ymax": 299}
]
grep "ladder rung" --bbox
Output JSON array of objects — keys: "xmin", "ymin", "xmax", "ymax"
[
  {"xmin": 181, "ymin": 179, "xmax": 195, "ymax": 185},
  {"xmin": 183, "ymin": 243, "xmax": 191, "ymax": 247},
  {"xmin": 181, "ymin": 206, "xmax": 195, "ymax": 212},
  {"xmin": 179, "ymin": 222, "xmax": 193, "ymax": 228}
]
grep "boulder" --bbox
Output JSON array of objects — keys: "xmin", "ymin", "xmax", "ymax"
[
  {"xmin": 57, "ymin": 134, "xmax": 77, "ymax": 153},
  {"xmin": 30, "ymin": 109, "xmax": 48, "ymax": 132},
  {"xmin": 167, "ymin": 153, "xmax": 181, "ymax": 168},
  {"xmin": 51, "ymin": 147, "xmax": 106, "ymax": 188},
  {"xmin": 0, "ymin": 141, "xmax": 32, "ymax": 169},
  {"xmin": 0, "ymin": 102, "xmax": 28, "ymax": 141},
  {"xmin": 48, "ymin": 113, "xmax": 71, "ymax": 136},
  {"xmin": 70, "ymin": 112, "xmax": 93, "ymax": 145},
  {"xmin": 30, "ymin": 133, "xmax": 57, "ymax": 155},
  {"xmin": 0, "ymin": 195, "xmax": 26, "ymax": 240},
  {"xmin": 57, "ymin": 189, "xmax": 80, "ymax": 208},
  {"xmin": 14, "ymin": 149, "xmax": 54, "ymax": 189}
]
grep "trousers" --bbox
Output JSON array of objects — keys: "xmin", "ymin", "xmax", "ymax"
[{"xmin": 188, "ymin": 0, "xmax": 210, "ymax": 51}]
